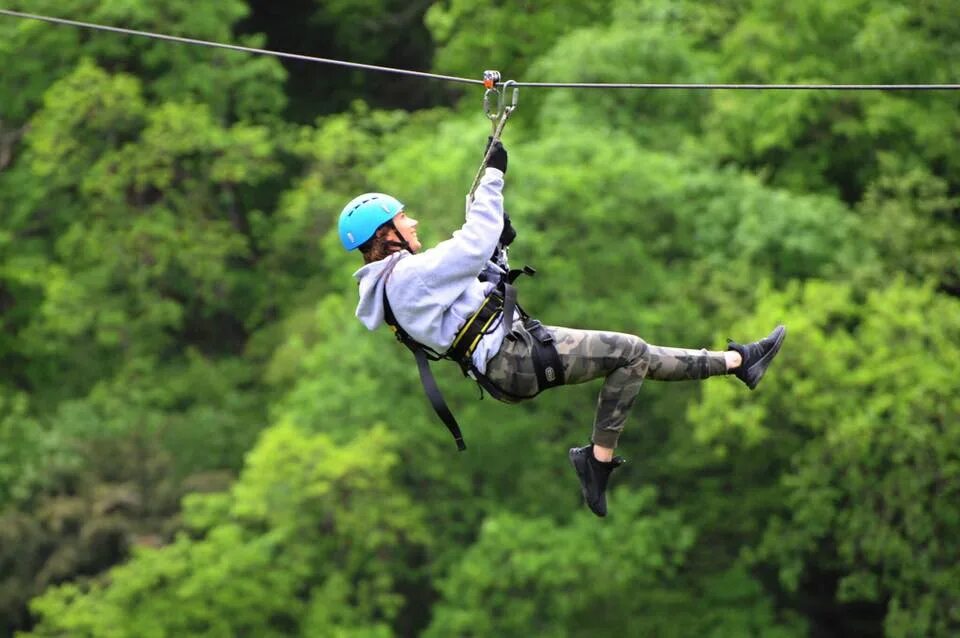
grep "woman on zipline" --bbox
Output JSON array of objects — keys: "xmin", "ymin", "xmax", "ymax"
[{"xmin": 339, "ymin": 140, "xmax": 785, "ymax": 517}]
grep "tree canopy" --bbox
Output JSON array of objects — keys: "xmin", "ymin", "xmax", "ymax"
[{"xmin": 1, "ymin": 1, "xmax": 958, "ymax": 636}]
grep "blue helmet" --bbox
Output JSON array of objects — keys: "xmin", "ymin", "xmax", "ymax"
[{"xmin": 338, "ymin": 192, "xmax": 404, "ymax": 251}]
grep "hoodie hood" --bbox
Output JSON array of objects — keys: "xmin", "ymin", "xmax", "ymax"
[{"xmin": 353, "ymin": 252, "xmax": 404, "ymax": 330}]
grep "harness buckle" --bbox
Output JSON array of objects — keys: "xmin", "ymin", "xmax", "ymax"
[{"xmin": 525, "ymin": 319, "xmax": 555, "ymax": 344}]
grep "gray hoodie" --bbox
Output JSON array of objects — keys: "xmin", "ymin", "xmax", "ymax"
[{"xmin": 353, "ymin": 168, "xmax": 508, "ymax": 373}]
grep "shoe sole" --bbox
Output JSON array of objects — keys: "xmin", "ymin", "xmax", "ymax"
[{"xmin": 745, "ymin": 325, "xmax": 786, "ymax": 390}]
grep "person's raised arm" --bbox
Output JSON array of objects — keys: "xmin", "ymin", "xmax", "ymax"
[{"xmin": 410, "ymin": 141, "xmax": 509, "ymax": 289}]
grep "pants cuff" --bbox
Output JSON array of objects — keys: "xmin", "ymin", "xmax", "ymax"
[{"xmin": 591, "ymin": 429, "xmax": 620, "ymax": 449}]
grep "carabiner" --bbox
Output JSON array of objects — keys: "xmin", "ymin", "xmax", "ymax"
[
  {"xmin": 502, "ymin": 80, "xmax": 519, "ymax": 116},
  {"xmin": 482, "ymin": 70, "xmax": 506, "ymax": 129},
  {"xmin": 468, "ymin": 75, "xmax": 521, "ymax": 202},
  {"xmin": 483, "ymin": 86, "xmax": 504, "ymax": 124}
]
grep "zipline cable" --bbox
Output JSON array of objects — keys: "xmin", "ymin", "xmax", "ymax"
[
  {"xmin": 512, "ymin": 81, "xmax": 960, "ymax": 90},
  {"xmin": 0, "ymin": 9, "xmax": 483, "ymax": 87},
  {"xmin": 2, "ymin": 8, "xmax": 960, "ymax": 91}
]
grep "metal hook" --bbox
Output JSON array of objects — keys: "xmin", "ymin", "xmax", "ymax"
[
  {"xmin": 483, "ymin": 86, "xmax": 504, "ymax": 124},
  {"xmin": 469, "ymin": 78, "xmax": 520, "ymax": 204},
  {"xmin": 484, "ymin": 81, "xmax": 520, "ymax": 136},
  {"xmin": 502, "ymin": 80, "xmax": 519, "ymax": 115}
]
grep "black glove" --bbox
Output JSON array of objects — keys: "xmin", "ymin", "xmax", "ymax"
[
  {"xmin": 485, "ymin": 136, "xmax": 508, "ymax": 174},
  {"xmin": 500, "ymin": 211, "xmax": 517, "ymax": 246}
]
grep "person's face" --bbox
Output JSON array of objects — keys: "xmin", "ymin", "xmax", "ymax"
[{"xmin": 391, "ymin": 210, "xmax": 421, "ymax": 253}]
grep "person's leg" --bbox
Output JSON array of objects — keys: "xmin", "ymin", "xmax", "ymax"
[
  {"xmin": 484, "ymin": 323, "xmax": 784, "ymax": 516},
  {"xmin": 553, "ymin": 327, "xmax": 736, "ymax": 516},
  {"xmin": 484, "ymin": 326, "xmax": 757, "ymax": 449},
  {"xmin": 482, "ymin": 325, "xmax": 540, "ymax": 399},
  {"xmin": 551, "ymin": 328, "xmax": 730, "ymax": 454}
]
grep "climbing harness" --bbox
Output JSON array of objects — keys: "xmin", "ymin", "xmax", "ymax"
[
  {"xmin": 381, "ymin": 259, "xmax": 564, "ymax": 452},
  {"xmin": 377, "ymin": 71, "xmax": 563, "ymax": 451}
]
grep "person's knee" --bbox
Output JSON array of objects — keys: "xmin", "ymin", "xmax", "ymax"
[{"xmin": 618, "ymin": 334, "xmax": 650, "ymax": 371}]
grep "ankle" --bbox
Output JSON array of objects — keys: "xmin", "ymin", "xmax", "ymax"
[
  {"xmin": 592, "ymin": 443, "xmax": 615, "ymax": 463},
  {"xmin": 724, "ymin": 350, "xmax": 742, "ymax": 371}
]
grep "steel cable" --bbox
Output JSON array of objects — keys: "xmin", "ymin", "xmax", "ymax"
[
  {"xmin": 0, "ymin": 9, "xmax": 483, "ymax": 87},
  {"xmin": 3, "ymin": 9, "xmax": 960, "ymax": 91}
]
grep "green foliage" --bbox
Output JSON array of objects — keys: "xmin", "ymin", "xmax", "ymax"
[
  {"xmin": 25, "ymin": 423, "xmax": 429, "ymax": 637},
  {"xmin": 313, "ymin": 0, "xmax": 428, "ymax": 63},
  {"xmin": 426, "ymin": 0, "xmax": 613, "ymax": 80},
  {"xmin": 0, "ymin": 0, "xmax": 285, "ymax": 126},
  {"xmin": 702, "ymin": 0, "xmax": 960, "ymax": 199},
  {"xmin": 855, "ymin": 156, "xmax": 960, "ymax": 292},
  {"xmin": 1, "ymin": 0, "xmax": 958, "ymax": 636},
  {"xmin": 0, "ymin": 391, "xmax": 44, "ymax": 506},
  {"xmin": 3, "ymin": 58, "xmax": 281, "ymax": 399},
  {"xmin": 0, "ymin": 3, "xmax": 292, "ymax": 629},
  {"xmin": 425, "ymin": 488, "xmax": 695, "ymax": 637},
  {"xmin": 524, "ymin": 9, "xmax": 711, "ymax": 149},
  {"xmin": 693, "ymin": 281, "xmax": 960, "ymax": 635},
  {"xmin": 426, "ymin": 489, "xmax": 805, "ymax": 638},
  {"xmin": 1, "ymin": 425, "xmax": 211, "ymax": 637}
]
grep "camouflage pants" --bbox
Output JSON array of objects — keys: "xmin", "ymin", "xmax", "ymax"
[{"xmin": 484, "ymin": 323, "xmax": 728, "ymax": 448}]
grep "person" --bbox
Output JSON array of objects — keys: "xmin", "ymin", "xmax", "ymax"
[{"xmin": 339, "ymin": 139, "xmax": 785, "ymax": 517}]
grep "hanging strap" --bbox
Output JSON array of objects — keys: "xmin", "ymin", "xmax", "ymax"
[
  {"xmin": 499, "ymin": 265, "xmax": 536, "ymax": 340},
  {"xmin": 409, "ymin": 343, "xmax": 467, "ymax": 451},
  {"xmin": 500, "ymin": 282, "xmax": 518, "ymax": 339},
  {"xmin": 467, "ymin": 75, "xmax": 519, "ymax": 202},
  {"xmin": 383, "ymin": 283, "xmax": 467, "ymax": 451},
  {"xmin": 525, "ymin": 319, "xmax": 565, "ymax": 390}
]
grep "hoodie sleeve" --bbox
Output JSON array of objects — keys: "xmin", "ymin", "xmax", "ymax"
[{"xmin": 405, "ymin": 168, "xmax": 504, "ymax": 294}]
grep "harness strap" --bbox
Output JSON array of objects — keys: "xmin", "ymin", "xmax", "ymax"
[
  {"xmin": 408, "ymin": 343, "xmax": 467, "ymax": 451},
  {"xmin": 469, "ymin": 365, "xmax": 526, "ymax": 404},
  {"xmin": 447, "ymin": 292, "xmax": 504, "ymax": 363},
  {"xmin": 499, "ymin": 264, "xmax": 535, "ymax": 341},
  {"xmin": 383, "ymin": 277, "xmax": 467, "ymax": 451},
  {"xmin": 378, "ymin": 255, "xmax": 560, "ymax": 452},
  {"xmin": 501, "ymin": 282, "xmax": 518, "ymax": 341},
  {"xmin": 525, "ymin": 319, "xmax": 565, "ymax": 390}
]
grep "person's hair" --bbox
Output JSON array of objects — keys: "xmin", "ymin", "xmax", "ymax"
[{"xmin": 358, "ymin": 224, "xmax": 399, "ymax": 264}]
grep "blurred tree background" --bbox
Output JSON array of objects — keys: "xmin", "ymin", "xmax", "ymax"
[{"xmin": 0, "ymin": 1, "xmax": 958, "ymax": 636}]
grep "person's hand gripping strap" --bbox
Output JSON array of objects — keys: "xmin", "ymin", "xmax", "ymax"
[{"xmin": 484, "ymin": 136, "xmax": 508, "ymax": 174}]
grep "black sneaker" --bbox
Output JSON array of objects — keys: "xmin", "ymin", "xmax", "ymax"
[
  {"xmin": 727, "ymin": 325, "xmax": 787, "ymax": 390},
  {"xmin": 568, "ymin": 444, "xmax": 625, "ymax": 517}
]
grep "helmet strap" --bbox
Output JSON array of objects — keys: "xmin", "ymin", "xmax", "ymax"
[{"xmin": 384, "ymin": 221, "xmax": 415, "ymax": 254}]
